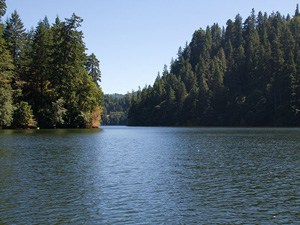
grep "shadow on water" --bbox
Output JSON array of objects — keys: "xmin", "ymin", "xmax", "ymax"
[{"xmin": 0, "ymin": 128, "xmax": 103, "ymax": 135}]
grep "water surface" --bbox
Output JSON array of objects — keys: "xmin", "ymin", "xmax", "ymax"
[{"xmin": 0, "ymin": 127, "xmax": 299, "ymax": 224}]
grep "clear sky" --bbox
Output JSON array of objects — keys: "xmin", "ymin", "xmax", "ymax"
[{"xmin": 5, "ymin": 0, "xmax": 300, "ymax": 94}]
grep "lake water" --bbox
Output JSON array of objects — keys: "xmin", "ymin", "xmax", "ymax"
[{"xmin": 0, "ymin": 127, "xmax": 299, "ymax": 224}]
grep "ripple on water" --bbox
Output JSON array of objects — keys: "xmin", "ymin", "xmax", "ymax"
[{"xmin": 0, "ymin": 127, "xmax": 299, "ymax": 224}]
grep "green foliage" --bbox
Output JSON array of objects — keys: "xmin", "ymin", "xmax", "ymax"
[
  {"xmin": 12, "ymin": 101, "xmax": 33, "ymax": 128},
  {"xmin": 51, "ymin": 98, "xmax": 67, "ymax": 127},
  {"xmin": 102, "ymin": 93, "xmax": 131, "ymax": 125},
  {"xmin": 86, "ymin": 53, "xmax": 101, "ymax": 85},
  {"xmin": 0, "ymin": 88, "xmax": 13, "ymax": 127},
  {"xmin": 4, "ymin": 10, "xmax": 26, "ymax": 69},
  {"xmin": 0, "ymin": 15, "xmax": 14, "ymax": 128},
  {"xmin": 128, "ymin": 6, "xmax": 300, "ymax": 126},
  {"xmin": 0, "ymin": 2, "xmax": 103, "ymax": 129},
  {"xmin": 0, "ymin": 0, "xmax": 6, "ymax": 19}
]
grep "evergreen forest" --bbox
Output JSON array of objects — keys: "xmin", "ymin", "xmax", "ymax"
[
  {"xmin": 2, "ymin": 1, "xmax": 300, "ymax": 128},
  {"xmin": 128, "ymin": 6, "xmax": 300, "ymax": 126},
  {"xmin": 102, "ymin": 93, "xmax": 131, "ymax": 125},
  {"xmin": 0, "ymin": 0, "xmax": 103, "ymax": 128}
]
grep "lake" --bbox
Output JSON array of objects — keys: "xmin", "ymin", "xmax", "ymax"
[{"xmin": 0, "ymin": 127, "xmax": 299, "ymax": 224}]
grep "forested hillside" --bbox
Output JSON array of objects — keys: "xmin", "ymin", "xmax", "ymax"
[
  {"xmin": 128, "ymin": 6, "xmax": 300, "ymax": 126},
  {"xmin": 0, "ymin": 0, "xmax": 103, "ymax": 128},
  {"xmin": 102, "ymin": 94, "xmax": 131, "ymax": 125}
]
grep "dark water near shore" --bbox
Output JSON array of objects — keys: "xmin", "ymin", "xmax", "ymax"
[{"xmin": 0, "ymin": 127, "xmax": 299, "ymax": 224}]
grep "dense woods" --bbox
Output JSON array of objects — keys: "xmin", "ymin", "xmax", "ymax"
[
  {"xmin": 2, "ymin": 1, "xmax": 300, "ymax": 128},
  {"xmin": 0, "ymin": 0, "xmax": 103, "ymax": 128},
  {"xmin": 101, "ymin": 94, "xmax": 131, "ymax": 125},
  {"xmin": 128, "ymin": 6, "xmax": 300, "ymax": 126}
]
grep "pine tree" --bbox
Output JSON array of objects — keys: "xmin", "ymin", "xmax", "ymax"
[
  {"xmin": 24, "ymin": 17, "xmax": 54, "ymax": 126},
  {"xmin": 0, "ymin": 24, "xmax": 14, "ymax": 127},
  {"xmin": 233, "ymin": 14, "xmax": 244, "ymax": 48},
  {"xmin": 86, "ymin": 53, "xmax": 101, "ymax": 86},
  {"xmin": 180, "ymin": 60, "xmax": 197, "ymax": 91},
  {"xmin": 0, "ymin": 0, "xmax": 6, "ymax": 19},
  {"xmin": 295, "ymin": 4, "xmax": 299, "ymax": 17},
  {"xmin": 4, "ymin": 10, "xmax": 26, "ymax": 72},
  {"xmin": 49, "ymin": 14, "xmax": 103, "ymax": 128}
]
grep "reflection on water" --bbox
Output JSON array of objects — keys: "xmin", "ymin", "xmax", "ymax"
[{"xmin": 0, "ymin": 127, "xmax": 299, "ymax": 224}]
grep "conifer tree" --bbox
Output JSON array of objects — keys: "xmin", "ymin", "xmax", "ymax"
[
  {"xmin": 4, "ymin": 10, "xmax": 26, "ymax": 72},
  {"xmin": 295, "ymin": 4, "xmax": 299, "ymax": 17},
  {"xmin": 0, "ymin": 24, "xmax": 14, "ymax": 127},
  {"xmin": 86, "ymin": 53, "xmax": 101, "ymax": 86},
  {"xmin": 0, "ymin": 0, "xmax": 6, "ymax": 19}
]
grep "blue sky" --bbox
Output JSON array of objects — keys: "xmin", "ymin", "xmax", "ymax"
[{"xmin": 5, "ymin": 0, "xmax": 300, "ymax": 94}]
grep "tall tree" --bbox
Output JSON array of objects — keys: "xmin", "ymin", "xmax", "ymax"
[
  {"xmin": 0, "ymin": 0, "xmax": 6, "ymax": 19},
  {"xmin": 49, "ymin": 14, "xmax": 103, "ymax": 128},
  {"xmin": 3, "ymin": 10, "xmax": 27, "ymax": 105},
  {"xmin": 4, "ymin": 10, "xmax": 26, "ymax": 71},
  {"xmin": 295, "ymin": 4, "xmax": 299, "ymax": 17},
  {"xmin": 25, "ymin": 17, "xmax": 53, "ymax": 126},
  {"xmin": 0, "ymin": 22, "xmax": 14, "ymax": 127},
  {"xmin": 86, "ymin": 53, "xmax": 101, "ymax": 86}
]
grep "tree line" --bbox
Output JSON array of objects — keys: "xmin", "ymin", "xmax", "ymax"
[
  {"xmin": 0, "ymin": 0, "xmax": 103, "ymax": 128},
  {"xmin": 102, "ymin": 93, "xmax": 131, "ymax": 125},
  {"xmin": 128, "ymin": 6, "xmax": 300, "ymax": 126}
]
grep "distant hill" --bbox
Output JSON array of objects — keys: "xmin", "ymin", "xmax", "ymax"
[{"xmin": 102, "ymin": 94, "xmax": 131, "ymax": 125}]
